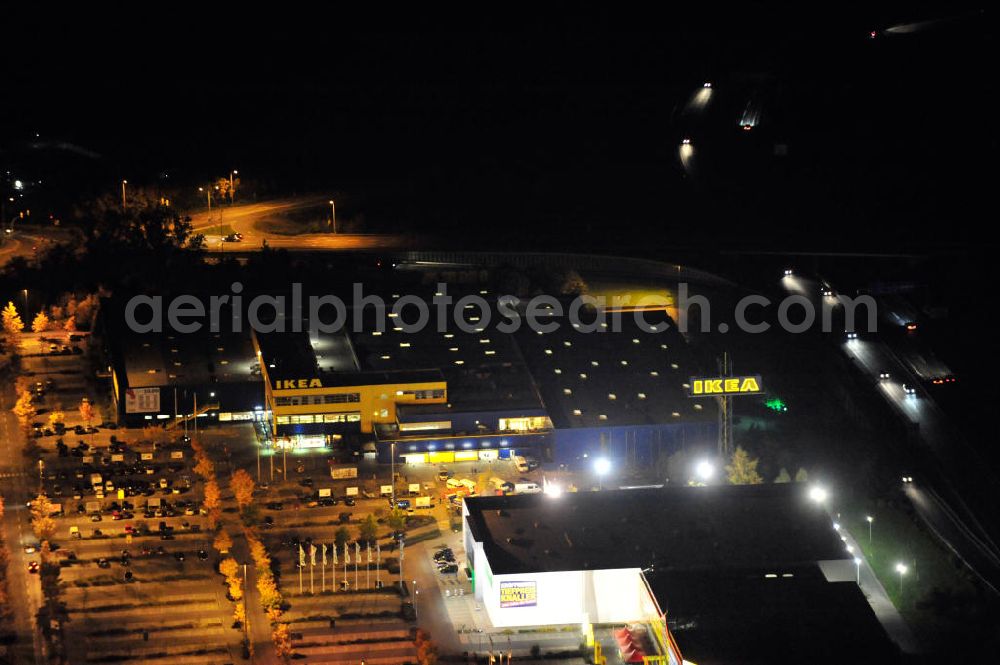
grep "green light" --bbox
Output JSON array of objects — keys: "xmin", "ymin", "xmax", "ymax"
[{"xmin": 765, "ymin": 398, "xmax": 787, "ymax": 412}]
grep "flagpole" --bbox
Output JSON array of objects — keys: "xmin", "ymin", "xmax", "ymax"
[
  {"xmin": 298, "ymin": 545, "xmax": 303, "ymax": 594},
  {"xmin": 376, "ymin": 541, "xmax": 381, "ymax": 589},
  {"xmin": 355, "ymin": 542, "xmax": 359, "ymax": 590},
  {"xmin": 366, "ymin": 543, "xmax": 371, "ymax": 589},
  {"xmin": 321, "ymin": 545, "xmax": 326, "ymax": 593}
]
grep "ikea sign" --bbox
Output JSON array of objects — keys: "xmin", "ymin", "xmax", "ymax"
[
  {"xmin": 688, "ymin": 375, "xmax": 763, "ymax": 397},
  {"xmin": 273, "ymin": 378, "xmax": 324, "ymax": 390}
]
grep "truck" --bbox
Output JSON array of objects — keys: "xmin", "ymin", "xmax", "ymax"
[
  {"xmin": 318, "ymin": 488, "xmax": 333, "ymax": 498},
  {"xmin": 490, "ymin": 477, "xmax": 514, "ymax": 494},
  {"xmin": 111, "ymin": 454, "xmax": 125, "ymax": 463},
  {"xmin": 85, "ymin": 501, "xmax": 102, "ymax": 514},
  {"xmin": 330, "ymin": 465, "xmax": 358, "ymax": 480},
  {"xmin": 147, "ymin": 497, "xmax": 162, "ymax": 510},
  {"xmin": 415, "ymin": 496, "xmax": 432, "ymax": 509},
  {"xmin": 513, "ymin": 456, "xmax": 529, "ymax": 473},
  {"xmin": 513, "ymin": 482, "xmax": 541, "ymax": 494},
  {"xmin": 379, "ymin": 484, "xmax": 393, "ymax": 497},
  {"xmin": 345, "ymin": 486, "xmax": 359, "ymax": 497},
  {"xmin": 407, "ymin": 483, "xmax": 421, "ymax": 496},
  {"xmin": 89, "ymin": 473, "xmax": 103, "ymax": 490},
  {"xmin": 459, "ymin": 479, "xmax": 477, "ymax": 493}
]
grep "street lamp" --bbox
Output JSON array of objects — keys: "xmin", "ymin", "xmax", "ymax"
[
  {"xmin": 895, "ymin": 562, "xmax": 908, "ymax": 594},
  {"xmin": 594, "ymin": 457, "xmax": 611, "ymax": 490},
  {"xmin": 866, "ymin": 515, "xmax": 874, "ymax": 544},
  {"xmin": 808, "ymin": 485, "xmax": 829, "ymax": 504},
  {"xmin": 199, "ymin": 186, "xmax": 212, "ymax": 211},
  {"xmin": 854, "ymin": 556, "xmax": 862, "ymax": 585},
  {"xmin": 230, "ymin": 170, "xmax": 239, "ymax": 203},
  {"xmin": 121, "ymin": 179, "xmax": 128, "ymax": 210},
  {"xmin": 694, "ymin": 460, "xmax": 715, "ymax": 484},
  {"xmin": 329, "ymin": 199, "xmax": 337, "ymax": 234}
]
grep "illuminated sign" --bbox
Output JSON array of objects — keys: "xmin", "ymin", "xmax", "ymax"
[
  {"xmin": 274, "ymin": 378, "xmax": 324, "ymax": 390},
  {"xmin": 499, "ymin": 581, "xmax": 537, "ymax": 608},
  {"xmin": 688, "ymin": 375, "xmax": 763, "ymax": 397},
  {"xmin": 125, "ymin": 387, "xmax": 160, "ymax": 413}
]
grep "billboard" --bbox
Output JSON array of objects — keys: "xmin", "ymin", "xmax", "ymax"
[
  {"xmin": 125, "ymin": 387, "xmax": 160, "ymax": 413},
  {"xmin": 499, "ymin": 581, "xmax": 537, "ymax": 608},
  {"xmin": 688, "ymin": 375, "xmax": 763, "ymax": 397}
]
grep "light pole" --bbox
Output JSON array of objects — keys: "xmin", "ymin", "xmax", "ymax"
[
  {"xmin": 866, "ymin": 515, "xmax": 874, "ymax": 544},
  {"xmin": 594, "ymin": 457, "xmax": 610, "ymax": 491},
  {"xmin": 413, "ymin": 580, "xmax": 419, "ymax": 621},
  {"xmin": 199, "ymin": 186, "xmax": 212, "ymax": 211},
  {"xmin": 390, "ymin": 442, "xmax": 396, "ymax": 507},
  {"xmin": 895, "ymin": 562, "xmax": 908, "ymax": 595},
  {"xmin": 22, "ymin": 289, "xmax": 28, "ymax": 320},
  {"xmin": 121, "ymin": 180, "xmax": 128, "ymax": 211},
  {"xmin": 230, "ymin": 170, "xmax": 238, "ymax": 204},
  {"xmin": 854, "ymin": 557, "xmax": 862, "ymax": 585},
  {"xmin": 329, "ymin": 199, "xmax": 337, "ymax": 234}
]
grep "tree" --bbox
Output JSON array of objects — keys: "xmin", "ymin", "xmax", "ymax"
[
  {"xmin": 794, "ymin": 468, "xmax": 810, "ymax": 483},
  {"xmin": 203, "ymin": 479, "xmax": 222, "ymax": 529},
  {"xmin": 31, "ymin": 312, "xmax": 50, "ymax": 333},
  {"xmin": 233, "ymin": 601, "xmax": 247, "ymax": 628},
  {"xmin": 358, "ymin": 514, "xmax": 378, "ymax": 545},
  {"xmin": 2, "ymin": 302, "xmax": 24, "ymax": 337},
  {"xmin": 415, "ymin": 630, "xmax": 439, "ymax": 665},
  {"xmin": 387, "ymin": 507, "xmax": 408, "ymax": 532},
  {"xmin": 214, "ymin": 531, "xmax": 233, "ymax": 554},
  {"xmin": 334, "ymin": 526, "xmax": 351, "ymax": 550},
  {"xmin": 774, "ymin": 468, "xmax": 792, "ymax": 483},
  {"xmin": 219, "ymin": 557, "xmax": 239, "ymax": 579},
  {"xmin": 78, "ymin": 399, "xmax": 95, "ymax": 428},
  {"xmin": 231, "ymin": 469, "xmax": 255, "ymax": 509},
  {"xmin": 12, "ymin": 389, "xmax": 36, "ymax": 433},
  {"xmin": 194, "ymin": 455, "xmax": 215, "ymax": 480},
  {"xmin": 48, "ymin": 411, "xmax": 65, "ymax": 428},
  {"xmin": 726, "ymin": 446, "xmax": 764, "ymax": 485},
  {"xmin": 63, "ymin": 316, "xmax": 77, "ymax": 332},
  {"xmin": 30, "ymin": 494, "xmax": 57, "ymax": 542},
  {"xmin": 272, "ymin": 623, "xmax": 292, "ymax": 663}
]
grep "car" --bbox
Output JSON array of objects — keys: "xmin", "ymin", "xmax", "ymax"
[
  {"xmin": 28, "ymin": 561, "xmax": 40, "ymax": 574},
  {"xmin": 846, "ymin": 332, "xmax": 859, "ymax": 340},
  {"xmin": 155, "ymin": 546, "xmax": 166, "ymax": 555},
  {"xmin": 344, "ymin": 497, "xmax": 356, "ymax": 507},
  {"xmin": 223, "ymin": 233, "xmax": 243, "ymax": 242},
  {"xmin": 931, "ymin": 375, "xmax": 957, "ymax": 385},
  {"xmin": 24, "ymin": 544, "xmax": 38, "ymax": 554},
  {"xmin": 438, "ymin": 564, "xmax": 458, "ymax": 574},
  {"xmin": 124, "ymin": 570, "xmax": 134, "ymax": 582},
  {"xmin": 436, "ymin": 469, "xmax": 451, "ymax": 482},
  {"xmin": 299, "ymin": 477, "xmax": 314, "ymax": 488},
  {"xmin": 318, "ymin": 497, "xmax": 338, "ymax": 507},
  {"xmin": 904, "ymin": 322, "xmax": 918, "ymax": 332},
  {"xmin": 198, "ymin": 549, "xmax": 208, "ymax": 561},
  {"xmin": 97, "ymin": 558, "xmax": 110, "ymax": 568},
  {"xmin": 903, "ymin": 384, "xmax": 917, "ymax": 396},
  {"xmin": 174, "ymin": 552, "xmax": 185, "ymax": 561},
  {"xmin": 266, "ymin": 502, "xmax": 284, "ymax": 511},
  {"xmin": 262, "ymin": 515, "xmax": 275, "ymax": 528},
  {"xmin": 878, "ymin": 372, "xmax": 890, "ymax": 380},
  {"xmin": 90, "ymin": 514, "xmax": 102, "ymax": 522}
]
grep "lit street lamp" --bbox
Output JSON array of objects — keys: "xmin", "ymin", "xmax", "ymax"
[
  {"xmin": 694, "ymin": 460, "xmax": 715, "ymax": 484},
  {"xmin": 895, "ymin": 562, "xmax": 908, "ymax": 594},
  {"xmin": 594, "ymin": 457, "xmax": 611, "ymax": 490},
  {"xmin": 866, "ymin": 515, "xmax": 874, "ymax": 544},
  {"xmin": 329, "ymin": 199, "xmax": 337, "ymax": 234},
  {"xmin": 230, "ymin": 170, "xmax": 239, "ymax": 203},
  {"xmin": 808, "ymin": 485, "xmax": 829, "ymax": 504},
  {"xmin": 854, "ymin": 557, "xmax": 862, "ymax": 585},
  {"xmin": 199, "ymin": 186, "xmax": 213, "ymax": 211},
  {"xmin": 121, "ymin": 179, "xmax": 128, "ymax": 211}
]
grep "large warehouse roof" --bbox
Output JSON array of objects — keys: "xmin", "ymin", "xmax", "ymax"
[{"xmin": 464, "ymin": 484, "xmax": 848, "ymax": 575}]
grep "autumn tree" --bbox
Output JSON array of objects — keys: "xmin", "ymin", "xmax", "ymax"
[
  {"xmin": 48, "ymin": 411, "xmax": 65, "ymax": 428},
  {"xmin": 203, "ymin": 479, "xmax": 222, "ymax": 529},
  {"xmin": 272, "ymin": 622, "xmax": 292, "ymax": 663},
  {"xmin": 233, "ymin": 601, "xmax": 247, "ymax": 628},
  {"xmin": 415, "ymin": 630, "xmax": 439, "ymax": 665},
  {"xmin": 358, "ymin": 514, "xmax": 378, "ymax": 545},
  {"xmin": 30, "ymin": 494, "xmax": 57, "ymax": 542},
  {"xmin": 31, "ymin": 311, "xmax": 49, "ymax": 333},
  {"xmin": 231, "ymin": 469, "xmax": 255, "ymax": 510},
  {"xmin": 725, "ymin": 446, "xmax": 764, "ymax": 485},
  {"xmin": 214, "ymin": 530, "xmax": 233, "ymax": 554},
  {"xmin": 2, "ymin": 301, "xmax": 24, "ymax": 338},
  {"xmin": 387, "ymin": 507, "xmax": 408, "ymax": 532},
  {"xmin": 78, "ymin": 399, "xmax": 95, "ymax": 428},
  {"xmin": 194, "ymin": 455, "xmax": 216, "ymax": 481},
  {"xmin": 12, "ymin": 389, "xmax": 36, "ymax": 434}
]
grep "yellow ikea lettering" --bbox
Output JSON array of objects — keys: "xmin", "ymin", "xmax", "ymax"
[
  {"xmin": 724, "ymin": 378, "xmax": 740, "ymax": 393},
  {"xmin": 693, "ymin": 380, "xmax": 703, "ymax": 394},
  {"xmin": 740, "ymin": 377, "xmax": 760, "ymax": 392},
  {"xmin": 707, "ymin": 380, "xmax": 723, "ymax": 394}
]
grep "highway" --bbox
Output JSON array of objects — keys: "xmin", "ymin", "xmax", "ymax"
[
  {"xmin": 779, "ymin": 273, "xmax": 1000, "ymax": 595},
  {"xmin": 189, "ymin": 198, "xmax": 406, "ymax": 253}
]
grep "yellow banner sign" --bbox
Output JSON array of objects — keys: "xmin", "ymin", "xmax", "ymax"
[{"xmin": 689, "ymin": 375, "xmax": 763, "ymax": 397}]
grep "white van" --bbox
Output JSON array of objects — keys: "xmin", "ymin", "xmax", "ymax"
[{"xmin": 513, "ymin": 482, "xmax": 541, "ymax": 494}]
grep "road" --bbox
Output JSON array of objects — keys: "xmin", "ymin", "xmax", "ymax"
[
  {"xmin": 189, "ymin": 198, "xmax": 405, "ymax": 253},
  {"xmin": 780, "ymin": 272, "xmax": 1000, "ymax": 596},
  {"xmin": 0, "ymin": 383, "xmax": 46, "ymax": 665}
]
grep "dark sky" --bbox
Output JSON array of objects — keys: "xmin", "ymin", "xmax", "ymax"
[{"xmin": 2, "ymin": 8, "xmax": 995, "ymax": 251}]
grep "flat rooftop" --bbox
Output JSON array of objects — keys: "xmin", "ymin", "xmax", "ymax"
[
  {"xmin": 649, "ymin": 570, "xmax": 900, "ymax": 664},
  {"xmin": 465, "ymin": 484, "xmax": 849, "ymax": 575}
]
